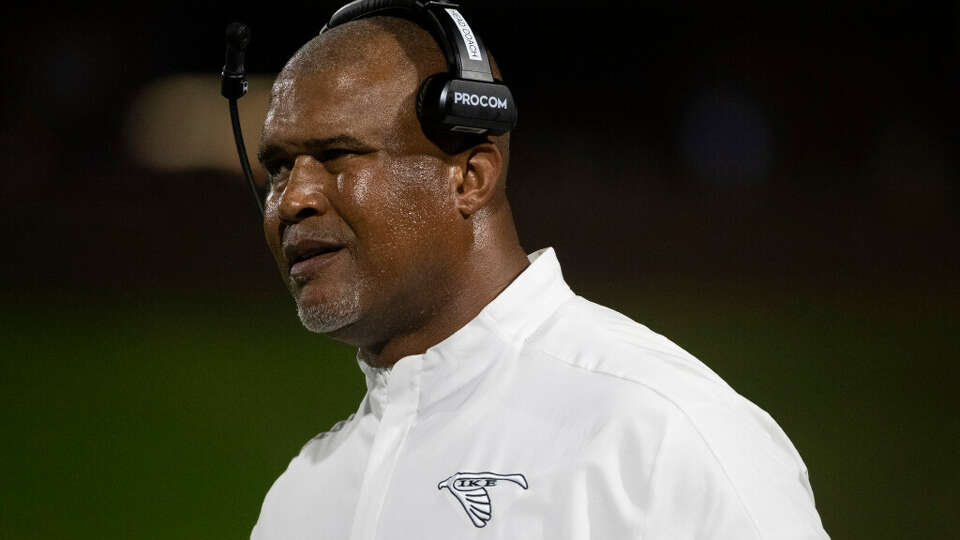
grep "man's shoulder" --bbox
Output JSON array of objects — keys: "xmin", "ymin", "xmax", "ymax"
[
  {"xmin": 298, "ymin": 412, "xmax": 358, "ymax": 459},
  {"xmin": 522, "ymin": 294, "xmax": 731, "ymax": 404},
  {"xmin": 513, "ymin": 295, "xmax": 825, "ymax": 537},
  {"xmin": 517, "ymin": 294, "xmax": 809, "ymax": 476}
]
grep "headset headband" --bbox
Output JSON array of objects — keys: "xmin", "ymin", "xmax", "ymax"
[
  {"xmin": 321, "ymin": 0, "xmax": 517, "ymax": 136},
  {"xmin": 321, "ymin": 0, "xmax": 495, "ymax": 83}
]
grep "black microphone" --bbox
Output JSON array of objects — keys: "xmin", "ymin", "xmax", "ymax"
[
  {"xmin": 220, "ymin": 22, "xmax": 263, "ymax": 216},
  {"xmin": 221, "ymin": 22, "xmax": 250, "ymax": 99}
]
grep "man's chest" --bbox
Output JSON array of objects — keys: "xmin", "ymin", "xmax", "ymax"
[
  {"xmin": 255, "ymin": 358, "xmax": 662, "ymax": 540},
  {"xmin": 347, "ymin": 402, "xmax": 644, "ymax": 540}
]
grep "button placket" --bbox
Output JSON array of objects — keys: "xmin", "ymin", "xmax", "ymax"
[{"xmin": 349, "ymin": 356, "xmax": 423, "ymax": 540}]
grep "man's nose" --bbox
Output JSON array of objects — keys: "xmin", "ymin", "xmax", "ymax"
[{"xmin": 277, "ymin": 155, "xmax": 332, "ymax": 222}]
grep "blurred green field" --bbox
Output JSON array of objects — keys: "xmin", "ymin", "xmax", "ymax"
[{"xmin": 1, "ymin": 281, "xmax": 957, "ymax": 539}]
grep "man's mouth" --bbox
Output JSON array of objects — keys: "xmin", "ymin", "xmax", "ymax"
[{"xmin": 285, "ymin": 240, "xmax": 346, "ymax": 282}]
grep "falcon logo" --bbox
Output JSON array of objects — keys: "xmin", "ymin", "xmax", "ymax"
[{"xmin": 437, "ymin": 472, "xmax": 528, "ymax": 528}]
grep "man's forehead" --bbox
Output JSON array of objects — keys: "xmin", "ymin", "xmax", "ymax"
[
  {"xmin": 264, "ymin": 59, "xmax": 416, "ymax": 145},
  {"xmin": 272, "ymin": 24, "xmax": 422, "ymax": 104},
  {"xmin": 269, "ymin": 67, "xmax": 396, "ymax": 116},
  {"xmin": 261, "ymin": 20, "xmax": 442, "ymax": 152}
]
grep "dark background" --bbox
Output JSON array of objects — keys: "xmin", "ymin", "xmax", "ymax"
[{"xmin": 1, "ymin": 1, "xmax": 957, "ymax": 538}]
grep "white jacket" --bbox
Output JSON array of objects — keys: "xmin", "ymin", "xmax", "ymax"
[{"xmin": 252, "ymin": 248, "xmax": 829, "ymax": 539}]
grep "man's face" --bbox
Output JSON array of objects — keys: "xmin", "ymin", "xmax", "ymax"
[{"xmin": 259, "ymin": 43, "xmax": 463, "ymax": 344}]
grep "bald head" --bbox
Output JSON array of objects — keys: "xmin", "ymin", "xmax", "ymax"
[
  {"xmin": 275, "ymin": 16, "xmax": 510, "ymax": 175},
  {"xmin": 284, "ymin": 17, "xmax": 446, "ymax": 84}
]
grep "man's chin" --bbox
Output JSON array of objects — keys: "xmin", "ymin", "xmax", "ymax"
[{"xmin": 293, "ymin": 289, "xmax": 362, "ymax": 334}]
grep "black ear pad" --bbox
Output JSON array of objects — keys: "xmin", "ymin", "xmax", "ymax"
[{"xmin": 416, "ymin": 73, "xmax": 451, "ymax": 125}]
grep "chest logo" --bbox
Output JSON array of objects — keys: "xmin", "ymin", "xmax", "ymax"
[{"xmin": 437, "ymin": 472, "xmax": 528, "ymax": 528}]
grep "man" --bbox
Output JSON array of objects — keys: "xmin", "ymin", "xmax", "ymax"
[{"xmin": 250, "ymin": 9, "xmax": 829, "ymax": 540}]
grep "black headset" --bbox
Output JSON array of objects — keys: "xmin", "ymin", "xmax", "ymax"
[
  {"xmin": 221, "ymin": 1, "xmax": 515, "ymax": 217},
  {"xmin": 321, "ymin": 0, "xmax": 518, "ymax": 137}
]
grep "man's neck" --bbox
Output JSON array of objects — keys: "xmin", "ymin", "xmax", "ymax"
[{"xmin": 358, "ymin": 244, "xmax": 530, "ymax": 368}]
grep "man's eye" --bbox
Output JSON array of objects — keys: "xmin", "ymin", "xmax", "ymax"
[
  {"xmin": 265, "ymin": 162, "xmax": 291, "ymax": 186},
  {"xmin": 264, "ymin": 159, "xmax": 289, "ymax": 175},
  {"xmin": 320, "ymin": 148, "xmax": 358, "ymax": 162}
]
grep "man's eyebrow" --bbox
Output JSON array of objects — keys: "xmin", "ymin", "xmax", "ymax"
[{"xmin": 258, "ymin": 135, "xmax": 374, "ymax": 164}]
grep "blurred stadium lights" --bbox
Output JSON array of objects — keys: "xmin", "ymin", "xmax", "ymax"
[{"xmin": 126, "ymin": 73, "xmax": 274, "ymax": 181}]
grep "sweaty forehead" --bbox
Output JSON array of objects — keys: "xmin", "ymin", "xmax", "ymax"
[{"xmin": 263, "ymin": 18, "xmax": 446, "ymax": 147}]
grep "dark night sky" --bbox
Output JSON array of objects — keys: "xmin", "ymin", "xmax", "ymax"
[{"xmin": 0, "ymin": 1, "xmax": 956, "ymax": 291}]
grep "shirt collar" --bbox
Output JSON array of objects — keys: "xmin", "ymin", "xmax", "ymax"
[
  {"xmin": 357, "ymin": 247, "xmax": 574, "ymax": 418},
  {"xmin": 481, "ymin": 247, "xmax": 576, "ymax": 347}
]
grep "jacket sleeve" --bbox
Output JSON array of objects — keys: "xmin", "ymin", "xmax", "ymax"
[{"xmin": 639, "ymin": 399, "xmax": 830, "ymax": 539}]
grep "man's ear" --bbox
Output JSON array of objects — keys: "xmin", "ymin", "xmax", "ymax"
[{"xmin": 454, "ymin": 142, "xmax": 503, "ymax": 217}]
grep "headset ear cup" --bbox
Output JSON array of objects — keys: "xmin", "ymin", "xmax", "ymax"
[{"xmin": 416, "ymin": 73, "xmax": 451, "ymax": 128}]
